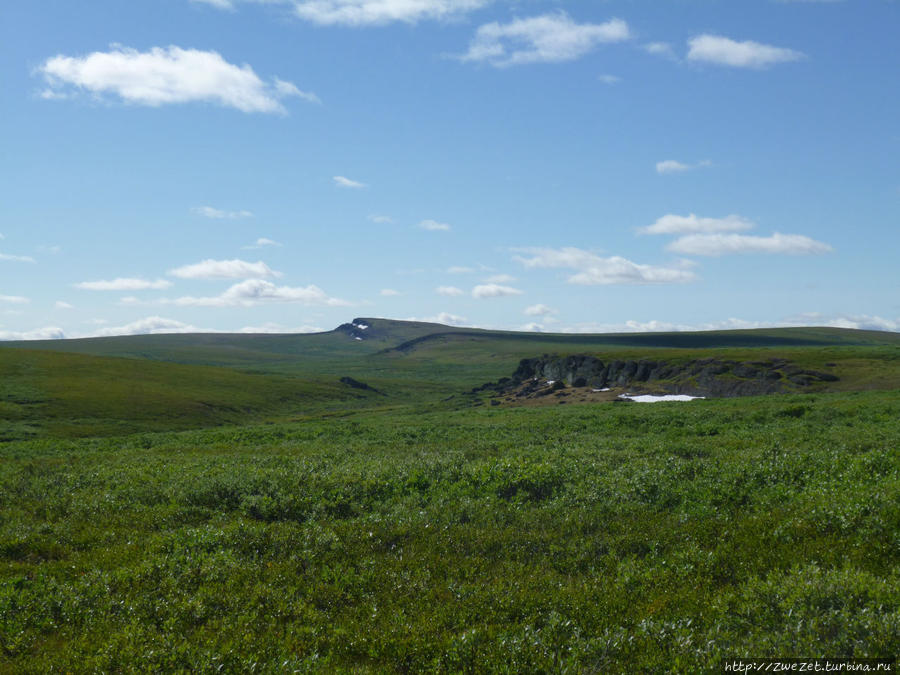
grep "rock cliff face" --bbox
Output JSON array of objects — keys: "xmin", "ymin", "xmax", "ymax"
[{"xmin": 477, "ymin": 355, "xmax": 838, "ymax": 398}]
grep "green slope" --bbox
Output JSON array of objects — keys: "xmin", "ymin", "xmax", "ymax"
[
  {"xmin": 2, "ymin": 320, "xmax": 898, "ymax": 442},
  {"xmin": 0, "ymin": 348, "xmax": 382, "ymax": 441},
  {"xmin": 0, "ymin": 318, "xmax": 470, "ymax": 366}
]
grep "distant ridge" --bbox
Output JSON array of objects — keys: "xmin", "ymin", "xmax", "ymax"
[{"xmin": 2, "ymin": 318, "xmax": 898, "ymax": 359}]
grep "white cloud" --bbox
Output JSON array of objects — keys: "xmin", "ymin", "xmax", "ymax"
[
  {"xmin": 55, "ymin": 301, "xmax": 74, "ymax": 309},
  {"xmin": 436, "ymin": 285, "xmax": 465, "ymax": 297},
  {"xmin": 380, "ymin": 288, "xmax": 400, "ymax": 296},
  {"xmin": 407, "ymin": 312, "xmax": 470, "ymax": 326},
  {"xmin": 272, "ymin": 78, "xmax": 321, "ymax": 104},
  {"xmin": 447, "ymin": 266, "xmax": 474, "ymax": 274},
  {"xmin": 333, "ymin": 175, "xmax": 367, "ymax": 188},
  {"xmin": 472, "ymin": 283, "xmax": 523, "ymax": 298},
  {"xmin": 38, "ymin": 46, "xmax": 315, "ymax": 114},
  {"xmin": 243, "ymin": 237, "xmax": 282, "ymax": 249},
  {"xmin": 290, "ymin": 0, "xmax": 490, "ymax": 26},
  {"xmin": 656, "ymin": 160, "xmax": 690, "ymax": 174},
  {"xmin": 0, "ymin": 326, "xmax": 66, "ymax": 341},
  {"xmin": 484, "ymin": 273, "xmax": 516, "ymax": 283},
  {"xmin": 0, "ymin": 251, "xmax": 36, "ymax": 263},
  {"xmin": 191, "ymin": 0, "xmax": 235, "ymax": 9},
  {"xmin": 91, "ymin": 316, "xmax": 199, "ymax": 337},
  {"xmin": 1, "ymin": 294, "xmax": 30, "ymax": 304},
  {"xmin": 461, "ymin": 13, "xmax": 630, "ymax": 67},
  {"xmin": 168, "ymin": 258, "xmax": 281, "ymax": 279},
  {"xmin": 644, "ymin": 42, "xmax": 675, "ymax": 57},
  {"xmin": 667, "ymin": 232, "xmax": 833, "ymax": 256},
  {"xmin": 640, "ymin": 213, "xmax": 755, "ymax": 235},
  {"xmin": 75, "ymin": 278, "xmax": 173, "ymax": 291},
  {"xmin": 524, "ymin": 303, "xmax": 555, "ymax": 317},
  {"xmin": 193, "ymin": 205, "xmax": 254, "ymax": 219},
  {"xmin": 239, "ymin": 322, "xmax": 324, "ymax": 334},
  {"xmin": 598, "ymin": 74, "xmax": 621, "ymax": 85},
  {"xmin": 687, "ymin": 35, "xmax": 805, "ymax": 69},
  {"xmin": 558, "ymin": 313, "xmax": 898, "ymax": 335},
  {"xmin": 171, "ymin": 278, "xmax": 349, "ymax": 307},
  {"xmin": 655, "ymin": 159, "xmax": 712, "ymax": 175},
  {"xmin": 514, "ymin": 247, "xmax": 697, "ymax": 285},
  {"xmin": 368, "ymin": 215, "xmax": 393, "ymax": 223},
  {"xmin": 418, "ymin": 219, "xmax": 451, "ymax": 231},
  {"xmin": 783, "ymin": 313, "xmax": 898, "ymax": 332}
]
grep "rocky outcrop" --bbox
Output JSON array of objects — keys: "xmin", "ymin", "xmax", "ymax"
[
  {"xmin": 474, "ymin": 355, "xmax": 838, "ymax": 399},
  {"xmin": 337, "ymin": 318, "xmax": 373, "ymax": 341}
]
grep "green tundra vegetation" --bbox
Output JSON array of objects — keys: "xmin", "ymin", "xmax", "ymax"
[{"xmin": 1, "ymin": 320, "xmax": 898, "ymax": 672}]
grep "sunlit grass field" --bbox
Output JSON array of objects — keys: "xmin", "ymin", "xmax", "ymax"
[
  {"xmin": 2, "ymin": 391, "xmax": 898, "ymax": 672},
  {"xmin": 1, "ymin": 323, "xmax": 898, "ymax": 672}
]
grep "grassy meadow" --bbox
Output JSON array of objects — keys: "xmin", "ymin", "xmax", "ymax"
[{"xmin": 1, "ymin": 321, "xmax": 898, "ymax": 672}]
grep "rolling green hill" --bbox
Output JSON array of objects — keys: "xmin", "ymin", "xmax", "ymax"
[
  {"xmin": 2, "ymin": 319, "xmax": 898, "ymax": 440},
  {"xmin": 0, "ymin": 348, "xmax": 383, "ymax": 441}
]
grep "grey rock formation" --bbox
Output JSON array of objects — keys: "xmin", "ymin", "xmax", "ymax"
[{"xmin": 478, "ymin": 355, "xmax": 840, "ymax": 399}]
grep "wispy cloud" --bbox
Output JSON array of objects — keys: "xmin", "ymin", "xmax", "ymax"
[
  {"xmin": 333, "ymin": 175, "xmax": 367, "ymax": 188},
  {"xmin": 687, "ymin": 35, "xmax": 805, "ymax": 68},
  {"xmin": 272, "ymin": 77, "xmax": 321, "ymax": 104},
  {"xmin": 667, "ymin": 232, "xmax": 833, "ymax": 256},
  {"xmin": 524, "ymin": 303, "xmax": 555, "ymax": 317},
  {"xmin": 190, "ymin": 0, "xmax": 492, "ymax": 25},
  {"xmin": 418, "ymin": 219, "xmax": 451, "ymax": 231},
  {"xmin": 0, "ymin": 251, "xmax": 36, "ymax": 263},
  {"xmin": 91, "ymin": 316, "xmax": 199, "ymax": 337},
  {"xmin": 514, "ymin": 247, "xmax": 697, "ymax": 285},
  {"xmin": 243, "ymin": 237, "xmax": 282, "ymax": 249},
  {"xmin": 484, "ymin": 274, "xmax": 516, "ymax": 283},
  {"xmin": 291, "ymin": 0, "xmax": 490, "ymax": 26},
  {"xmin": 598, "ymin": 74, "xmax": 621, "ymax": 85},
  {"xmin": 38, "ymin": 45, "xmax": 316, "ymax": 113},
  {"xmin": 239, "ymin": 322, "xmax": 324, "ymax": 334},
  {"xmin": 380, "ymin": 288, "xmax": 400, "ymax": 296},
  {"xmin": 170, "ymin": 279, "xmax": 348, "ymax": 307},
  {"xmin": 193, "ymin": 205, "xmax": 254, "ymax": 219},
  {"xmin": 368, "ymin": 215, "xmax": 393, "ymax": 223},
  {"xmin": 0, "ymin": 326, "xmax": 66, "ymax": 341},
  {"xmin": 472, "ymin": 283, "xmax": 523, "ymax": 298},
  {"xmin": 640, "ymin": 213, "xmax": 754, "ymax": 235},
  {"xmin": 54, "ymin": 301, "xmax": 74, "ymax": 309},
  {"xmin": 75, "ymin": 278, "xmax": 172, "ymax": 291},
  {"xmin": 447, "ymin": 265, "xmax": 474, "ymax": 274},
  {"xmin": 407, "ymin": 312, "xmax": 470, "ymax": 326},
  {"xmin": 655, "ymin": 159, "xmax": 712, "ymax": 175},
  {"xmin": 460, "ymin": 12, "xmax": 631, "ymax": 67},
  {"xmin": 558, "ymin": 313, "xmax": 898, "ymax": 335},
  {"xmin": 1, "ymin": 294, "xmax": 30, "ymax": 304},
  {"xmin": 168, "ymin": 258, "xmax": 281, "ymax": 279},
  {"xmin": 437, "ymin": 286, "xmax": 465, "ymax": 297},
  {"xmin": 644, "ymin": 42, "xmax": 675, "ymax": 58},
  {"xmin": 191, "ymin": 0, "xmax": 235, "ymax": 9}
]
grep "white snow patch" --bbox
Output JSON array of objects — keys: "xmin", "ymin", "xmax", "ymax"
[
  {"xmin": 592, "ymin": 388, "xmax": 611, "ymax": 392},
  {"xmin": 353, "ymin": 323, "xmax": 369, "ymax": 330},
  {"xmin": 546, "ymin": 380, "xmax": 555, "ymax": 386},
  {"xmin": 354, "ymin": 336, "xmax": 362, "ymax": 341},
  {"xmin": 620, "ymin": 394, "xmax": 704, "ymax": 403}
]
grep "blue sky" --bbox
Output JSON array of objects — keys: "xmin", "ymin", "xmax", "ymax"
[{"xmin": 1, "ymin": 0, "xmax": 898, "ymax": 338}]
